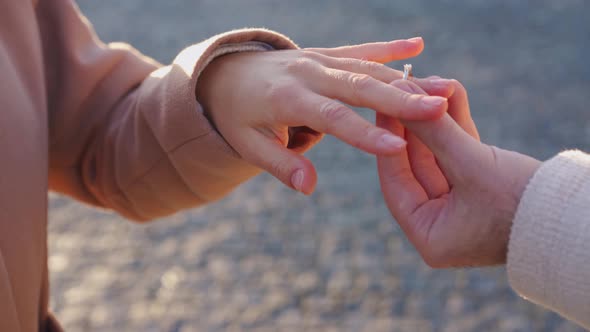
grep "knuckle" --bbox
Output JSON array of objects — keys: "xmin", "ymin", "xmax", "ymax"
[
  {"xmin": 336, "ymin": 57, "xmax": 357, "ymax": 69},
  {"xmin": 348, "ymin": 73, "xmax": 374, "ymax": 92},
  {"xmin": 349, "ymin": 124, "xmax": 376, "ymax": 150},
  {"xmin": 359, "ymin": 60, "xmax": 385, "ymax": 75},
  {"xmin": 362, "ymin": 124, "xmax": 375, "ymax": 139},
  {"xmin": 268, "ymin": 157, "xmax": 291, "ymax": 179},
  {"xmin": 284, "ymin": 57, "xmax": 316, "ymax": 74},
  {"xmin": 398, "ymin": 90, "xmax": 414, "ymax": 108},
  {"xmin": 267, "ymin": 81, "xmax": 297, "ymax": 105},
  {"xmin": 319, "ymin": 101, "xmax": 351, "ymax": 126},
  {"xmin": 300, "ymin": 50, "xmax": 322, "ymax": 61},
  {"xmin": 356, "ymin": 124, "xmax": 376, "ymax": 148}
]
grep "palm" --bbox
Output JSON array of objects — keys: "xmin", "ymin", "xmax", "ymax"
[
  {"xmin": 377, "ymin": 112, "xmax": 510, "ymax": 267},
  {"xmin": 377, "ymin": 80, "xmax": 540, "ymax": 267},
  {"xmin": 376, "ymin": 79, "xmax": 497, "ymax": 267}
]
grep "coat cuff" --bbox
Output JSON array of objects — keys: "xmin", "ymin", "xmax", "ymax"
[
  {"xmin": 133, "ymin": 29, "xmax": 298, "ymax": 212},
  {"xmin": 508, "ymin": 150, "xmax": 590, "ymax": 329},
  {"xmin": 180, "ymin": 29, "xmax": 298, "ymax": 200}
]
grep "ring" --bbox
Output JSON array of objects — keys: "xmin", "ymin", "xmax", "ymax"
[{"xmin": 402, "ymin": 64, "xmax": 413, "ymax": 80}]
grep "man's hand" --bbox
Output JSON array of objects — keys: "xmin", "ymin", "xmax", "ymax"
[
  {"xmin": 196, "ymin": 38, "xmax": 455, "ymax": 194},
  {"xmin": 377, "ymin": 79, "xmax": 541, "ymax": 267}
]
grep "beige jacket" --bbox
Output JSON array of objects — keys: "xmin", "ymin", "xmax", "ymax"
[{"xmin": 1, "ymin": 0, "xmax": 296, "ymax": 331}]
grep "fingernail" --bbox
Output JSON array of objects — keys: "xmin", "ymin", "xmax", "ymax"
[
  {"xmin": 430, "ymin": 78, "xmax": 452, "ymax": 89},
  {"xmin": 421, "ymin": 96, "xmax": 446, "ymax": 109},
  {"xmin": 291, "ymin": 169, "xmax": 304, "ymax": 192},
  {"xmin": 407, "ymin": 37, "xmax": 423, "ymax": 43},
  {"xmin": 377, "ymin": 134, "xmax": 406, "ymax": 151}
]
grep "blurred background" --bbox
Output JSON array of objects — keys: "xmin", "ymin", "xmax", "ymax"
[{"xmin": 48, "ymin": 1, "xmax": 590, "ymax": 331}]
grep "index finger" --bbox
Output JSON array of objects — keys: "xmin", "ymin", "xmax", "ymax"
[
  {"xmin": 306, "ymin": 37, "xmax": 424, "ymax": 63},
  {"xmin": 307, "ymin": 67, "xmax": 448, "ymax": 120}
]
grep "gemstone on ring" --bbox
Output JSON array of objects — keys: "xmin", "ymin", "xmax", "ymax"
[{"xmin": 403, "ymin": 64, "xmax": 413, "ymax": 80}]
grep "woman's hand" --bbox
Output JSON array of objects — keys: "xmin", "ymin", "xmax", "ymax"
[
  {"xmin": 197, "ymin": 38, "xmax": 456, "ymax": 194},
  {"xmin": 377, "ymin": 79, "xmax": 541, "ymax": 267}
]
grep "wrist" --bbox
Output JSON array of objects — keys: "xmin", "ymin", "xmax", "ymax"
[
  {"xmin": 506, "ymin": 149, "xmax": 542, "ymax": 216},
  {"xmin": 195, "ymin": 44, "xmax": 274, "ymax": 130},
  {"xmin": 195, "ymin": 52, "xmax": 227, "ymax": 126},
  {"xmin": 479, "ymin": 146, "xmax": 541, "ymax": 264},
  {"xmin": 492, "ymin": 146, "xmax": 541, "ymax": 229}
]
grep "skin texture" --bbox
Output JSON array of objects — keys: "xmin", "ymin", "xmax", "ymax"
[
  {"xmin": 196, "ymin": 38, "xmax": 456, "ymax": 195},
  {"xmin": 377, "ymin": 80, "xmax": 542, "ymax": 268}
]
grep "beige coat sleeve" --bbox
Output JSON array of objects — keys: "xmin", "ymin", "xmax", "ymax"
[
  {"xmin": 508, "ymin": 150, "xmax": 590, "ymax": 329},
  {"xmin": 38, "ymin": 0, "xmax": 298, "ymax": 221}
]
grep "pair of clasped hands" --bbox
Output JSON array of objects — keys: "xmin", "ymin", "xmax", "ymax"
[{"xmin": 197, "ymin": 37, "xmax": 540, "ymax": 268}]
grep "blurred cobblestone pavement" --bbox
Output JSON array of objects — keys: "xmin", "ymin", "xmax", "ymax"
[{"xmin": 48, "ymin": 1, "xmax": 590, "ymax": 331}]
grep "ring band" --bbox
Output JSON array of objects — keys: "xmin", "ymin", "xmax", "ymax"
[{"xmin": 403, "ymin": 64, "xmax": 413, "ymax": 80}]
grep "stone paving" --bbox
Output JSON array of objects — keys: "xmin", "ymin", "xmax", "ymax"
[{"xmin": 48, "ymin": 1, "xmax": 590, "ymax": 331}]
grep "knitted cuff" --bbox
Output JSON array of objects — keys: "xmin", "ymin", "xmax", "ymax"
[{"xmin": 508, "ymin": 150, "xmax": 590, "ymax": 328}]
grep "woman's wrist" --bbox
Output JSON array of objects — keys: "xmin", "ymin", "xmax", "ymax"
[
  {"xmin": 494, "ymin": 146, "xmax": 542, "ymax": 228},
  {"xmin": 510, "ymin": 151, "xmax": 541, "ymax": 215}
]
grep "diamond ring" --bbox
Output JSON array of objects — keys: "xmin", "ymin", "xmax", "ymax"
[{"xmin": 402, "ymin": 64, "xmax": 413, "ymax": 80}]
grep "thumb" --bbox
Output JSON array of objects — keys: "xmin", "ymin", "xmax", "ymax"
[{"xmin": 391, "ymin": 80, "xmax": 480, "ymax": 171}]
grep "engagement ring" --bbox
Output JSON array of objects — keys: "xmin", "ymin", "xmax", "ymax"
[{"xmin": 403, "ymin": 64, "xmax": 413, "ymax": 80}]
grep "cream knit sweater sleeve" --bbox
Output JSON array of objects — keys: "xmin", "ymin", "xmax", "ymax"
[{"xmin": 508, "ymin": 150, "xmax": 590, "ymax": 328}]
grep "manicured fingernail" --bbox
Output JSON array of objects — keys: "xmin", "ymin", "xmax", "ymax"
[
  {"xmin": 407, "ymin": 37, "xmax": 423, "ymax": 43},
  {"xmin": 421, "ymin": 96, "xmax": 447, "ymax": 109},
  {"xmin": 291, "ymin": 169, "xmax": 304, "ymax": 192},
  {"xmin": 377, "ymin": 134, "xmax": 406, "ymax": 151},
  {"xmin": 430, "ymin": 78, "xmax": 452, "ymax": 89}
]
